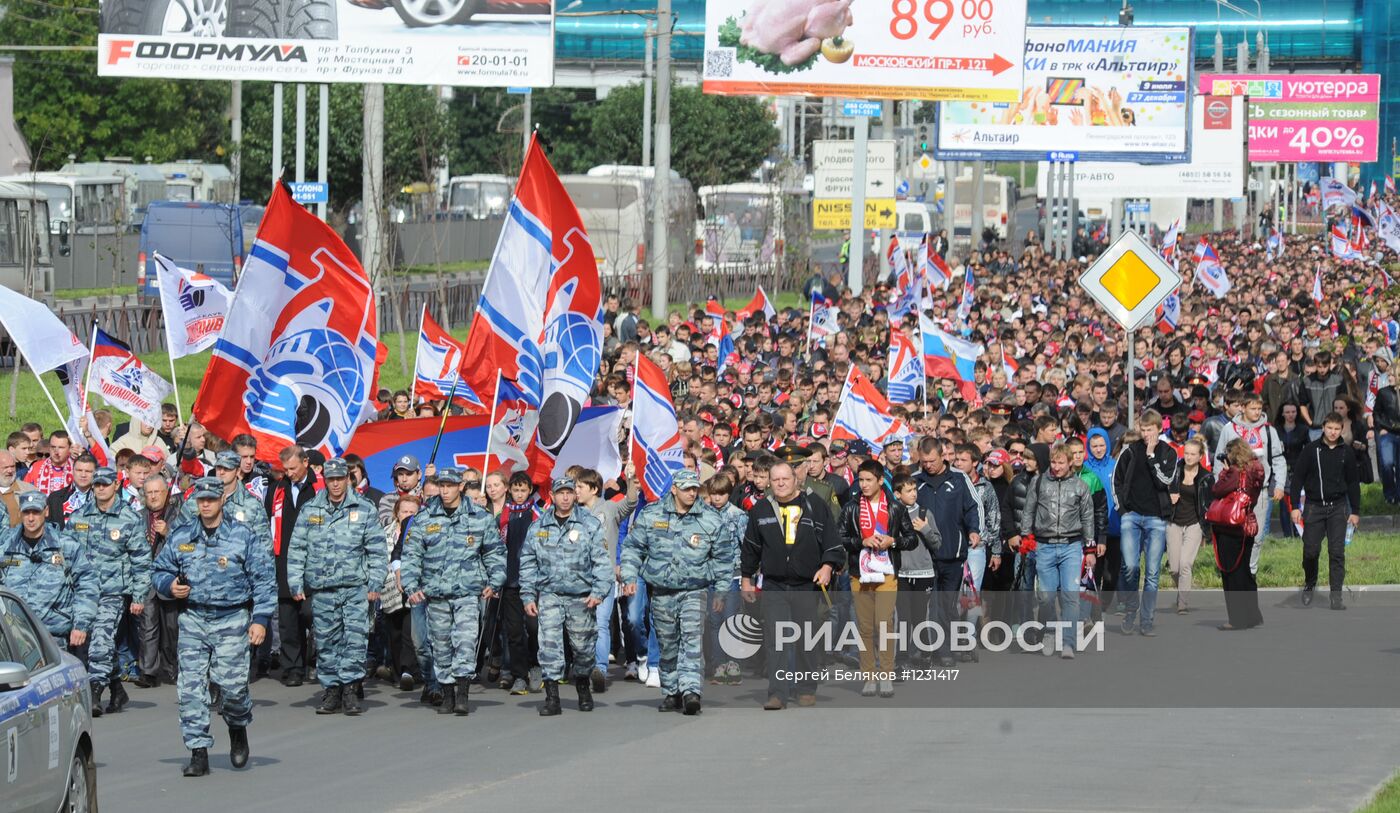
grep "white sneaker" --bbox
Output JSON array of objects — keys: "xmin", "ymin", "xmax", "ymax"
[
  {"xmin": 860, "ymin": 681, "xmax": 877, "ymax": 697},
  {"xmin": 1041, "ymin": 637, "xmax": 1057, "ymax": 657},
  {"xmin": 878, "ymin": 678, "xmax": 894, "ymax": 698},
  {"xmin": 636, "ymin": 661, "xmax": 650, "ymax": 683},
  {"xmin": 645, "ymin": 669, "xmax": 660, "ymax": 689}
]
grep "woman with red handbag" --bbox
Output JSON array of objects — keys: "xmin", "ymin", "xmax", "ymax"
[{"xmin": 1209, "ymin": 439, "xmax": 1266, "ymax": 630}]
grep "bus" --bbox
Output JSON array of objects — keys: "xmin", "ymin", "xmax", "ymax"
[
  {"xmin": 151, "ymin": 161, "xmax": 235, "ymax": 203},
  {"xmin": 562, "ymin": 166, "xmax": 695, "ymax": 279},
  {"xmin": 444, "ymin": 174, "xmax": 512, "ymax": 220},
  {"xmin": 952, "ymin": 172, "xmax": 1014, "ymax": 240},
  {"xmin": 60, "ymin": 160, "xmax": 168, "ymax": 226},
  {"xmin": 0, "ymin": 181, "xmax": 55, "ymax": 295},
  {"xmin": 0, "ymin": 173, "xmax": 127, "ymax": 239},
  {"xmin": 694, "ymin": 183, "xmax": 784, "ymax": 272}
]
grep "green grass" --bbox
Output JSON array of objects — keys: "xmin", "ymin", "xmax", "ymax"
[
  {"xmin": 52, "ymin": 285, "xmax": 136, "ymax": 300},
  {"xmin": 401, "ymin": 260, "xmax": 490, "ymax": 275},
  {"xmin": 1356, "ymin": 771, "xmax": 1400, "ymax": 813},
  {"xmin": 1361, "ymin": 483, "xmax": 1396, "ymax": 516},
  {"xmin": 1184, "ymin": 532, "xmax": 1398, "ymax": 590}
]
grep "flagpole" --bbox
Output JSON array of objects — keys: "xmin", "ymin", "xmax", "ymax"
[
  {"xmin": 412, "ymin": 302, "xmax": 426, "ymax": 408},
  {"xmin": 919, "ymin": 320, "xmax": 928, "ymax": 412},
  {"xmin": 167, "ymin": 352, "xmax": 182, "ymax": 418},
  {"xmin": 152, "ymin": 254, "xmax": 184, "ymax": 418},
  {"xmin": 625, "ymin": 362, "xmax": 639, "ymax": 461},
  {"xmin": 426, "ymin": 373, "xmax": 460, "ymax": 469},
  {"xmin": 80, "ymin": 322, "xmax": 97, "ymax": 418},
  {"xmin": 481, "ymin": 370, "xmax": 502, "ymax": 476},
  {"xmin": 21, "ymin": 353, "xmax": 68, "ymax": 429},
  {"xmin": 806, "ymin": 295, "xmax": 815, "ymax": 358}
]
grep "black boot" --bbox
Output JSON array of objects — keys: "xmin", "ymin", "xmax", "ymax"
[
  {"xmin": 90, "ymin": 681, "xmax": 105, "ymax": 718},
  {"xmin": 228, "ymin": 726, "xmax": 249, "ymax": 769},
  {"xmin": 453, "ymin": 681, "xmax": 470, "ymax": 716},
  {"xmin": 1301, "ymin": 586, "xmax": 1315, "ymax": 607},
  {"xmin": 182, "ymin": 747, "xmax": 209, "ymax": 777},
  {"xmin": 106, "ymin": 680, "xmax": 129, "ymax": 714},
  {"xmin": 539, "ymin": 681, "xmax": 561, "ymax": 717},
  {"xmin": 342, "ymin": 683, "xmax": 362, "ymax": 716},
  {"xmin": 682, "ymin": 692, "xmax": 702, "ymax": 716},
  {"xmin": 658, "ymin": 693, "xmax": 682, "ymax": 713},
  {"xmin": 575, "ymin": 676, "xmax": 594, "ymax": 712},
  {"xmin": 316, "ymin": 685, "xmax": 343, "ymax": 715},
  {"xmin": 437, "ymin": 684, "xmax": 456, "ymax": 715},
  {"xmin": 1331, "ymin": 592, "xmax": 1347, "ymax": 611},
  {"xmin": 353, "ymin": 680, "xmax": 365, "ymax": 700}
]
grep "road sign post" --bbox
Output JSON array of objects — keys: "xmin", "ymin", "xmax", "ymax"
[{"xmin": 1078, "ymin": 230, "xmax": 1183, "ymax": 427}]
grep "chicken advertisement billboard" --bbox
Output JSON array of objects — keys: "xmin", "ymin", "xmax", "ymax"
[
  {"xmin": 702, "ymin": 0, "xmax": 1028, "ymax": 102},
  {"xmin": 96, "ymin": 0, "xmax": 554, "ymax": 85},
  {"xmin": 936, "ymin": 26, "xmax": 1194, "ymax": 163}
]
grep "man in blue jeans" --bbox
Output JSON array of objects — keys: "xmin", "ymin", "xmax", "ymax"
[
  {"xmin": 1374, "ymin": 371, "xmax": 1400, "ymax": 504},
  {"xmin": 1112, "ymin": 410, "xmax": 1178, "ymax": 637},
  {"xmin": 1020, "ymin": 443, "xmax": 1096, "ymax": 658}
]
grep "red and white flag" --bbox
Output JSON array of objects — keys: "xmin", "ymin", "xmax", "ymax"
[
  {"xmin": 412, "ymin": 304, "xmax": 471, "ymax": 407},
  {"xmin": 87, "ymin": 327, "xmax": 173, "ymax": 427},
  {"xmin": 154, "ymin": 253, "xmax": 232, "ymax": 358},
  {"xmin": 193, "ymin": 181, "xmax": 385, "ymax": 463},
  {"xmin": 737, "ymin": 286, "xmax": 777, "ymax": 322},
  {"xmin": 832, "ymin": 366, "xmax": 910, "ymax": 448},
  {"xmin": 630, "ymin": 354, "xmax": 686, "ymax": 500}
]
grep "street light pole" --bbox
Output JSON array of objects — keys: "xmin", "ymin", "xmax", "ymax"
[
  {"xmin": 650, "ymin": 0, "xmax": 671, "ymax": 319},
  {"xmin": 642, "ymin": 19, "xmax": 654, "ymax": 168}
]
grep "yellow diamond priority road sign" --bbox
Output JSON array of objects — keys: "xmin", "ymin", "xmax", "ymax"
[{"xmin": 1078, "ymin": 229, "xmax": 1182, "ymax": 331}]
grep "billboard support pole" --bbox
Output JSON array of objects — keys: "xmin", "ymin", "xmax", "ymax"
[
  {"xmin": 642, "ymin": 20, "xmax": 654, "ymax": 168},
  {"xmin": 849, "ymin": 111, "xmax": 868, "ymax": 295},
  {"xmin": 318, "ymin": 84, "xmax": 329, "ymax": 221},
  {"xmin": 944, "ymin": 160, "xmax": 957, "ymax": 241},
  {"xmin": 231, "ymin": 80, "xmax": 242, "ymax": 203},
  {"xmin": 650, "ymin": 0, "xmax": 671, "ymax": 319},
  {"xmin": 970, "ymin": 160, "xmax": 985, "ymax": 249},
  {"xmin": 296, "ymin": 83, "xmax": 307, "ymax": 184},
  {"xmin": 1042, "ymin": 161, "xmax": 1053, "ymax": 254},
  {"xmin": 272, "ymin": 84, "xmax": 283, "ymax": 186},
  {"xmin": 364, "ymin": 83, "xmax": 386, "ymax": 291},
  {"xmin": 1066, "ymin": 160, "xmax": 1076, "ymax": 259},
  {"xmin": 1213, "ymin": 30, "xmax": 1224, "ymax": 233}
]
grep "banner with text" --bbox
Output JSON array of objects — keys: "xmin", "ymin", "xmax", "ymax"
[
  {"xmin": 97, "ymin": 0, "xmax": 553, "ymax": 85},
  {"xmin": 1034, "ymin": 95, "xmax": 1245, "ymax": 199},
  {"xmin": 1197, "ymin": 74, "xmax": 1380, "ymax": 163},
  {"xmin": 702, "ymin": 0, "xmax": 1027, "ymax": 101},
  {"xmin": 937, "ymin": 25, "xmax": 1193, "ymax": 162}
]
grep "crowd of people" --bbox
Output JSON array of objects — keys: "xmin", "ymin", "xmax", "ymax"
[{"xmin": 0, "ymin": 216, "xmax": 1390, "ymax": 775}]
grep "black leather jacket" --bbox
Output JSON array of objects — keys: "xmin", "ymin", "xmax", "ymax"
[{"xmin": 838, "ymin": 488, "xmax": 918, "ymax": 575}]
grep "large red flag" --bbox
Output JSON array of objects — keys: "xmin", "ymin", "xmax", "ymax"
[
  {"xmin": 194, "ymin": 182, "xmax": 383, "ymax": 463},
  {"xmin": 459, "ymin": 135, "xmax": 603, "ymax": 488}
]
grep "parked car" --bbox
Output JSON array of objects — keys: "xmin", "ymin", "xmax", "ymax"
[
  {"xmin": 0, "ymin": 588, "xmax": 96, "ymax": 813},
  {"xmin": 138, "ymin": 201, "xmax": 244, "ymax": 303}
]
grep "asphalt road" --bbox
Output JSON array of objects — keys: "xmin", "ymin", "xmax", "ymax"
[{"xmin": 92, "ymin": 595, "xmax": 1400, "ymax": 813}]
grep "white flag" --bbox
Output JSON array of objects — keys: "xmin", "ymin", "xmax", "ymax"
[
  {"xmin": 551, "ymin": 406, "xmax": 623, "ymax": 481},
  {"xmin": 0, "ymin": 286, "xmax": 87, "ymax": 373},
  {"xmin": 154, "ymin": 253, "xmax": 233, "ymax": 358},
  {"xmin": 90, "ymin": 327, "xmax": 173, "ymax": 427}
]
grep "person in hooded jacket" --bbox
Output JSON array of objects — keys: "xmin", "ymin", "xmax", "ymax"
[
  {"xmin": 1214, "ymin": 393, "xmax": 1287, "ymax": 575},
  {"xmin": 1083, "ymin": 428, "xmax": 1121, "ymax": 609}
]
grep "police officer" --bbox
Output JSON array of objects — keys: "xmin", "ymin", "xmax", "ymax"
[
  {"xmin": 0, "ymin": 491, "xmax": 98, "ymax": 649},
  {"xmin": 66, "ymin": 465, "xmax": 149, "ymax": 716},
  {"xmin": 185, "ymin": 451, "xmax": 270, "ymax": 543},
  {"xmin": 286, "ymin": 458, "xmax": 387, "ymax": 716},
  {"xmin": 153, "ymin": 477, "xmax": 275, "ymax": 778},
  {"xmin": 620, "ymin": 469, "xmax": 729, "ymax": 715},
  {"xmin": 520, "ymin": 478, "xmax": 612, "ymax": 717},
  {"xmin": 401, "ymin": 467, "xmax": 505, "ymax": 717}
]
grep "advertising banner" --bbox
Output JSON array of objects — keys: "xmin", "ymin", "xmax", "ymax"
[
  {"xmin": 702, "ymin": 0, "xmax": 1027, "ymax": 102},
  {"xmin": 1197, "ymin": 74, "xmax": 1380, "ymax": 163},
  {"xmin": 1034, "ymin": 95, "xmax": 1245, "ymax": 199},
  {"xmin": 936, "ymin": 25, "xmax": 1193, "ymax": 162},
  {"xmin": 97, "ymin": 0, "xmax": 553, "ymax": 85}
]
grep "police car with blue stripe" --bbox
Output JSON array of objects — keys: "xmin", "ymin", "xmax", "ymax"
[{"xmin": 0, "ymin": 588, "xmax": 96, "ymax": 813}]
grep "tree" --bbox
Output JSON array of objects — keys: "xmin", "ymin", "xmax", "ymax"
[
  {"xmin": 587, "ymin": 84, "xmax": 777, "ymax": 187},
  {"xmin": 0, "ymin": 4, "xmax": 228, "ymax": 168}
]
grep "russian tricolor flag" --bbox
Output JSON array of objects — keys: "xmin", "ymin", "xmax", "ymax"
[{"xmin": 920, "ymin": 313, "xmax": 982, "ymax": 402}]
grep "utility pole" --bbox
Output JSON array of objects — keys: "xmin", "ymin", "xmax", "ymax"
[
  {"xmin": 1213, "ymin": 31, "xmax": 1223, "ymax": 232},
  {"xmin": 650, "ymin": 0, "xmax": 671, "ymax": 318},
  {"xmin": 522, "ymin": 90, "xmax": 532, "ymax": 156},
  {"xmin": 318, "ymin": 85, "xmax": 329, "ymax": 220},
  {"xmin": 272, "ymin": 83, "xmax": 283, "ymax": 182},
  {"xmin": 363, "ymin": 83, "xmax": 385, "ymax": 287},
  {"xmin": 296, "ymin": 84, "xmax": 307, "ymax": 183},
  {"xmin": 642, "ymin": 19, "xmax": 654, "ymax": 167}
]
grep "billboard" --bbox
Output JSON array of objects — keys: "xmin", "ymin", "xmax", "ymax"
[
  {"xmin": 1034, "ymin": 95, "xmax": 1245, "ymax": 199},
  {"xmin": 702, "ymin": 0, "xmax": 1028, "ymax": 102},
  {"xmin": 936, "ymin": 25, "xmax": 1193, "ymax": 163},
  {"xmin": 1197, "ymin": 74, "xmax": 1380, "ymax": 163},
  {"xmin": 97, "ymin": 0, "xmax": 553, "ymax": 85}
]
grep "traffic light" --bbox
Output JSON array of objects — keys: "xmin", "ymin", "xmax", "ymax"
[{"xmin": 917, "ymin": 123, "xmax": 932, "ymax": 152}]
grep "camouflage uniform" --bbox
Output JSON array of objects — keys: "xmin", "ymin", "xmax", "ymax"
[
  {"xmin": 401, "ymin": 497, "xmax": 506, "ymax": 685},
  {"xmin": 519, "ymin": 508, "xmax": 612, "ymax": 682},
  {"xmin": 66, "ymin": 492, "xmax": 149, "ymax": 684},
  {"xmin": 180, "ymin": 484, "xmax": 270, "ymax": 548},
  {"xmin": 0, "ymin": 493, "xmax": 99, "ymax": 641},
  {"xmin": 621, "ymin": 493, "xmax": 730, "ymax": 697},
  {"xmin": 286, "ymin": 488, "xmax": 387, "ymax": 689},
  {"xmin": 153, "ymin": 496, "xmax": 276, "ymax": 750}
]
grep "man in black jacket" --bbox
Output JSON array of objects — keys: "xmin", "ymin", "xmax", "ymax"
[
  {"xmin": 263, "ymin": 445, "xmax": 320, "ymax": 686},
  {"xmin": 1373, "ymin": 372, "xmax": 1400, "ymax": 505},
  {"xmin": 1112, "ymin": 411, "xmax": 1177, "ymax": 636},
  {"xmin": 1288, "ymin": 413, "xmax": 1361, "ymax": 610},
  {"xmin": 913, "ymin": 437, "xmax": 981, "ymax": 667},
  {"xmin": 740, "ymin": 462, "xmax": 845, "ymax": 710}
]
